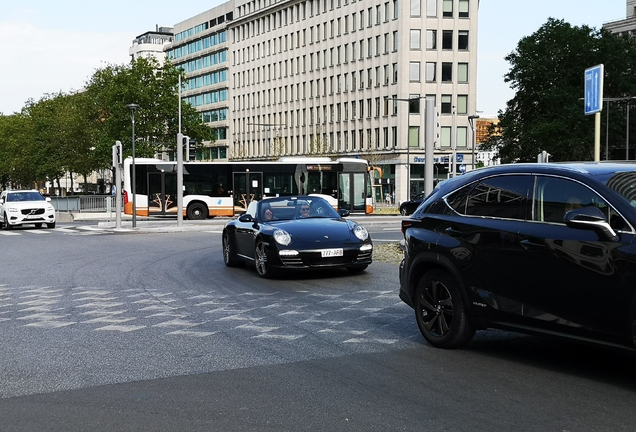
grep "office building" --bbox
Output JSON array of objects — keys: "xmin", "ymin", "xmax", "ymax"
[{"xmin": 166, "ymin": 0, "xmax": 479, "ymax": 203}]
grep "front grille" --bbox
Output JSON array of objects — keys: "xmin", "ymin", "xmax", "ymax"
[
  {"xmin": 356, "ymin": 249, "xmax": 373, "ymax": 262},
  {"xmin": 280, "ymin": 255, "xmax": 304, "ymax": 267},
  {"xmin": 21, "ymin": 208, "xmax": 45, "ymax": 215}
]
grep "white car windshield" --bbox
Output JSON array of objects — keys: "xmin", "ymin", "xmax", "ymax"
[{"xmin": 7, "ymin": 192, "xmax": 45, "ymax": 202}]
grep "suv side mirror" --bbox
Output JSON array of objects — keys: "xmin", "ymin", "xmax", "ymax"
[{"xmin": 564, "ymin": 206, "xmax": 618, "ymax": 242}]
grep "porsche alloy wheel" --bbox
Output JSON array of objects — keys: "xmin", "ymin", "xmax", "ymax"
[
  {"xmin": 254, "ymin": 239, "xmax": 274, "ymax": 278},
  {"xmin": 414, "ymin": 269, "xmax": 475, "ymax": 348}
]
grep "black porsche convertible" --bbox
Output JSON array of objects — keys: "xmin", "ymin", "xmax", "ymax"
[{"xmin": 222, "ymin": 196, "xmax": 373, "ymax": 277}]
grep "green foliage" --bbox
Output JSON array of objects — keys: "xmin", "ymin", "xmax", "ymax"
[
  {"xmin": 0, "ymin": 57, "xmax": 214, "ymax": 187},
  {"xmin": 483, "ymin": 19, "xmax": 636, "ymax": 163},
  {"xmin": 85, "ymin": 57, "xmax": 214, "ymax": 159}
]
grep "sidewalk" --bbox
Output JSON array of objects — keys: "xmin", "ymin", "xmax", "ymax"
[{"xmin": 58, "ymin": 212, "xmax": 402, "ymax": 233}]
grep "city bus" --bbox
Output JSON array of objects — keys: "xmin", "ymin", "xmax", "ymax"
[{"xmin": 122, "ymin": 156, "xmax": 373, "ymax": 219}]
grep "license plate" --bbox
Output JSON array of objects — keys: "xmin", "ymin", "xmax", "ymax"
[
  {"xmin": 25, "ymin": 215, "xmax": 40, "ymax": 220},
  {"xmin": 321, "ymin": 248, "xmax": 343, "ymax": 258}
]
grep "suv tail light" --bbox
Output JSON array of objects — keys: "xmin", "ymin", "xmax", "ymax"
[{"xmin": 401, "ymin": 220, "xmax": 413, "ymax": 234}]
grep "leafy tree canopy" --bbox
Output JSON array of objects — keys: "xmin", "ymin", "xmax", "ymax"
[
  {"xmin": 482, "ymin": 18, "xmax": 636, "ymax": 163},
  {"xmin": 0, "ymin": 56, "xmax": 214, "ymax": 188}
]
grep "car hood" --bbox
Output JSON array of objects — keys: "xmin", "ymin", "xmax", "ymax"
[
  {"xmin": 275, "ymin": 218, "xmax": 355, "ymax": 242},
  {"xmin": 4, "ymin": 201, "xmax": 51, "ymax": 209}
]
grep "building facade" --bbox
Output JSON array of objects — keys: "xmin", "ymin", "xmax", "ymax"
[
  {"xmin": 603, "ymin": 0, "xmax": 636, "ymax": 36},
  {"xmin": 166, "ymin": 0, "xmax": 479, "ymax": 204},
  {"xmin": 129, "ymin": 26, "xmax": 175, "ymax": 65}
]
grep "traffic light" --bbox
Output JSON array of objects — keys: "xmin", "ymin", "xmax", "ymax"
[
  {"xmin": 112, "ymin": 140, "xmax": 122, "ymax": 167},
  {"xmin": 188, "ymin": 139, "xmax": 197, "ymax": 161}
]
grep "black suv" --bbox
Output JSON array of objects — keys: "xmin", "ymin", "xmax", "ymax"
[{"xmin": 399, "ymin": 162, "xmax": 636, "ymax": 350}]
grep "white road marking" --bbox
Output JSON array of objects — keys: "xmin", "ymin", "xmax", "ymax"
[
  {"xmin": 167, "ymin": 330, "xmax": 217, "ymax": 337},
  {"xmin": 95, "ymin": 324, "xmax": 146, "ymax": 332}
]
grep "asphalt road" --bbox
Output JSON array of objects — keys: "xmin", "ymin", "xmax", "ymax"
[{"xmin": 1, "ymin": 227, "xmax": 635, "ymax": 431}]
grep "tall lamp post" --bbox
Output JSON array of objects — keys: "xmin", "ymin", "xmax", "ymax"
[
  {"xmin": 468, "ymin": 115, "xmax": 480, "ymax": 170},
  {"xmin": 126, "ymin": 103, "xmax": 140, "ymax": 228}
]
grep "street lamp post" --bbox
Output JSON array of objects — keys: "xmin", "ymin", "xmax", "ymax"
[
  {"xmin": 468, "ymin": 115, "xmax": 480, "ymax": 170},
  {"xmin": 126, "ymin": 103, "xmax": 140, "ymax": 228}
]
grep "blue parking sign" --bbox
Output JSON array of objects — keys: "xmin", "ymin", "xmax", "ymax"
[{"xmin": 584, "ymin": 64, "xmax": 603, "ymax": 115}]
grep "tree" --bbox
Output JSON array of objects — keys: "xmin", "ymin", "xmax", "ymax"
[
  {"xmin": 482, "ymin": 19, "xmax": 636, "ymax": 163},
  {"xmin": 84, "ymin": 57, "xmax": 214, "ymax": 164}
]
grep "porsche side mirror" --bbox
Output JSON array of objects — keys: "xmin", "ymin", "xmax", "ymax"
[
  {"xmin": 338, "ymin": 209, "xmax": 350, "ymax": 217},
  {"xmin": 238, "ymin": 214, "xmax": 254, "ymax": 223}
]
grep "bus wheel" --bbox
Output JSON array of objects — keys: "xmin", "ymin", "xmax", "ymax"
[{"xmin": 187, "ymin": 203, "xmax": 207, "ymax": 220}]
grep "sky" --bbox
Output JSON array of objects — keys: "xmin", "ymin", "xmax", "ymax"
[{"xmin": 0, "ymin": 0, "xmax": 627, "ymax": 117}]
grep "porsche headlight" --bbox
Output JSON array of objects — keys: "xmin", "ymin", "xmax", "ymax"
[
  {"xmin": 352, "ymin": 224, "xmax": 368, "ymax": 241},
  {"xmin": 273, "ymin": 229, "xmax": 292, "ymax": 246}
]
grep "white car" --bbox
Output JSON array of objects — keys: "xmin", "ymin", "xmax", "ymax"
[{"xmin": 0, "ymin": 190, "xmax": 56, "ymax": 229}]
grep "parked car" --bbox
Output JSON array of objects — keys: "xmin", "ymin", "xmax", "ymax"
[
  {"xmin": 0, "ymin": 190, "xmax": 56, "ymax": 229},
  {"xmin": 399, "ymin": 192, "xmax": 426, "ymax": 216},
  {"xmin": 399, "ymin": 162, "xmax": 636, "ymax": 350},
  {"xmin": 222, "ymin": 195, "xmax": 373, "ymax": 277}
]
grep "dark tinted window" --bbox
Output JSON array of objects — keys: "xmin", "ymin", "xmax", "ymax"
[
  {"xmin": 448, "ymin": 175, "xmax": 531, "ymax": 220},
  {"xmin": 606, "ymin": 171, "xmax": 636, "ymax": 207},
  {"xmin": 533, "ymin": 176, "xmax": 627, "ymax": 229}
]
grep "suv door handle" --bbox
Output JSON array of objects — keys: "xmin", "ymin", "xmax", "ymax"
[
  {"xmin": 445, "ymin": 227, "xmax": 463, "ymax": 237},
  {"xmin": 520, "ymin": 239, "xmax": 546, "ymax": 250}
]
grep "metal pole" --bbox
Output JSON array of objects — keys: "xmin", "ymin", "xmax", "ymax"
[
  {"xmin": 178, "ymin": 75, "xmax": 183, "ymax": 227},
  {"xmin": 407, "ymin": 122, "xmax": 410, "ymax": 201},
  {"xmin": 468, "ymin": 115, "xmax": 480, "ymax": 170},
  {"xmin": 451, "ymin": 105, "xmax": 457, "ymax": 177},
  {"xmin": 596, "ymin": 111, "xmax": 601, "ymax": 162},
  {"xmin": 115, "ymin": 141, "xmax": 122, "ymax": 229},
  {"xmin": 627, "ymin": 103, "xmax": 630, "ymax": 161},
  {"xmin": 424, "ymin": 98, "xmax": 435, "ymax": 197},
  {"xmin": 605, "ymin": 101, "xmax": 609, "ymax": 161},
  {"xmin": 132, "ymin": 113, "xmax": 136, "ymax": 228},
  {"xmin": 126, "ymin": 104, "xmax": 140, "ymax": 228},
  {"xmin": 177, "ymin": 133, "xmax": 184, "ymax": 227}
]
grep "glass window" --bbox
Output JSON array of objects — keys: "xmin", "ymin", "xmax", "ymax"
[
  {"xmin": 459, "ymin": 0, "xmax": 469, "ymax": 18},
  {"xmin": 442, "ymin": 30, "xmax": 453, "ymax": 49},
  {"xmin": 457, "ymin": 95, "xmax": 468, "ymax": 114},
  {"xmin": 410, "ymin": 29, "xmax": 421, "ymax": 50},
  {"xmin": 440, "ymin": 126, "xmax": 451, "ymax": 148},
  {"xmin": 426, "ymin": 30, "xmax": 437, "ymax": 50},
  {"xmin": 441, "ymin": 62, "xmax": 452, "ymax": 82},
  {"xmin": 450, "ymin": 176, "xmax": 532, "ymax": 220},
  {"xmin": 443, "ymin": 0, "xmax": 453, "ymax": 17},
  {"xmin": 425, "ymin": 62, "xmax": 436, "ymax": 82},
  {"xmin": 533, "ymin": 176, "xmax": 622, "ymax": 226},
  {"xmin": 458, "ymin": 30, "xmax": 469, "ymax": 50},
  {"xmin": 409, "ymin": 62, "xmax": 421, "ymax": 82},
  {"xmin": 410, "ymin": 0, "xmax": 421, "ymax": 17},
  {"xmin": 457, "ymin": 126, "xmax": 467, "ymax": 148},
  {"xmin": 458, "ymin": 63, "xmax": 469, "ymax": 82},
  {"xmin": 427, "ymin": 0, "xmax": 437, "ymax": 16},
  {"xmin": 441, "ymin": 94, "xmax": 452, "ymax": 114}
]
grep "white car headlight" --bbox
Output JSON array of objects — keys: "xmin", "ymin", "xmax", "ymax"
[
  {"xmin": 352, "ymin": 224, "xmax": 368, "ymax": 241},
  {"xmin": 273, "ymin": 229, "xmax": 292, "ymax": 246}
]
